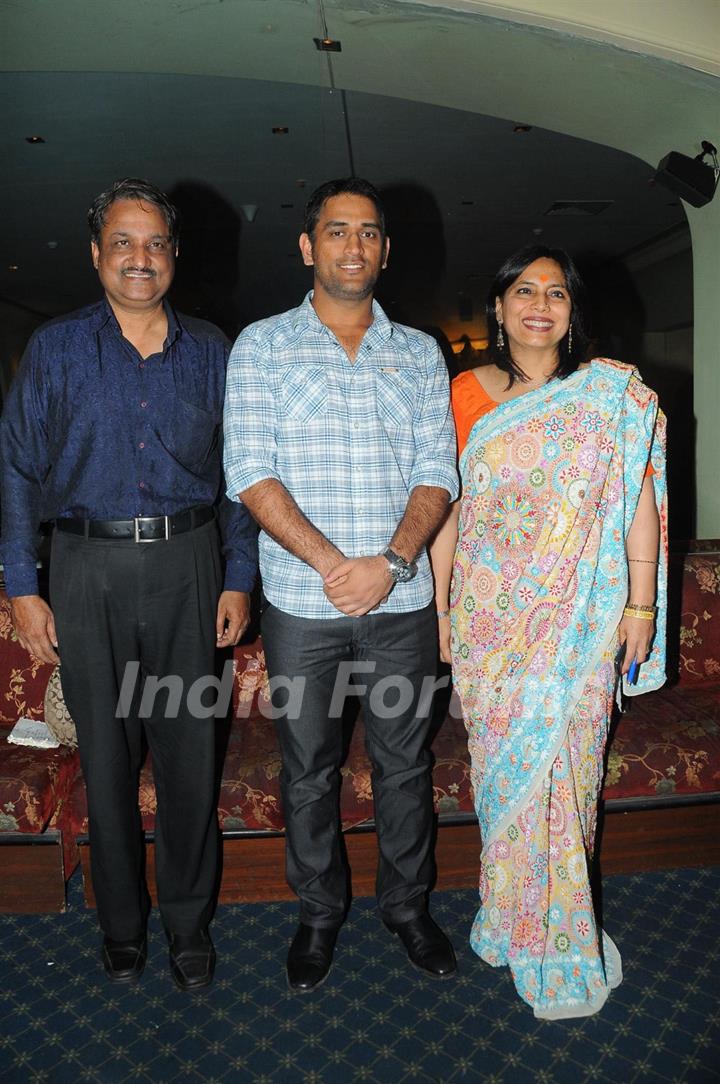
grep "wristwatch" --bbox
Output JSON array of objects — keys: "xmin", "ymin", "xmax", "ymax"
[{"xmin": 382, "ymin": 547, "xmax": 418, "ymax": 584}]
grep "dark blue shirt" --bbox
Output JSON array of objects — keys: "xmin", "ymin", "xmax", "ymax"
[{"xmin": 0, "ymin": 298, "xmax": 258, "ymax": 597}]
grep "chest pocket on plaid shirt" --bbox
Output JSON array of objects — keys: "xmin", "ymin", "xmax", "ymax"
[
  {"xmin": 375, "ymin": 367, "xmax": 419, "ymax": 426},
  {"xmin": 280, "ymin": 367, "xmax": 328, "ymax": 422}
]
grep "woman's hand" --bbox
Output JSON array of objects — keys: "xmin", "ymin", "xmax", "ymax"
[
  {"xmin": 438, "ymin": 613, "xmax": 451, "ymax": 664},
  {"xmin": 617, "ymin": 614, "xmax": 655, "ymax": 676}
]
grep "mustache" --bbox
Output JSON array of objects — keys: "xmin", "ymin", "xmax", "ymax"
[{"xmin": 121, "ymin": 267, "xmax": 157, "ymax": 276}]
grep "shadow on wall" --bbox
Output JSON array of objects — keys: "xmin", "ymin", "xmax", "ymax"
[
  {"xmin": 584, "ymin": 257, "xmax": 695, "ymax": 540},
  {"xmin": 377, "ymin": 183, "xmax": 446, "ymax": 330},
  {"xmin": 168, "ymin": 181, "xmax": 242, "ymax": 339},
  {"xmin": 376, "ymin": 183, "xmax": 457, "ymax": 377}
]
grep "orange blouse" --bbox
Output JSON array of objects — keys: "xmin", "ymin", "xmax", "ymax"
[
  {"xmin": 451, "ymin": 369, "xmax": 654, "ymax": 475},
  {"xmin": 451, "ymin": 370, "xmax": 497, "ymax": 456}
]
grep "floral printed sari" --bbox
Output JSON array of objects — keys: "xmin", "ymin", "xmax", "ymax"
[{"xmin": 451, "ymin": 359, "xmax": 667, "ymax": 1018}]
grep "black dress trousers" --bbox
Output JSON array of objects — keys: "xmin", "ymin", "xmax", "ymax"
[{"xmin": 50, "ymin": 520, "xmax": 223, "ymax": 941}]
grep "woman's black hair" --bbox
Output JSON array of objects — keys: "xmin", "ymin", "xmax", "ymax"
[{"xmin": 485, "ymin": 244, "xmax": 591, "ymax": 386}]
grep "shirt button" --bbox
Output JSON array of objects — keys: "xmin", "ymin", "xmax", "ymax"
[
  {"xmin": 353, "ymin": 422, "xmax": 359, "ymax": 429},
  {"xmin": 139, "ymin": 363, "xmax": 145, "ymax": 370},
  {"xmin": 138, "ymin": 442, "xmax": 145, "ymax": 449},
  {"xmin": 140, "ymin": 401, "xmax": 147, "ymax": 408},
  {"xmin": 139, "ymin": 481, "xmax": 145, "ymax": 489}
]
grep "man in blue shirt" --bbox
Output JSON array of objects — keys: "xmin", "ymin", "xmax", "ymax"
[
  {"xmin": 0, "ymin": 179, "xmax": 257, "ymax": 990},
  {"xmin": 224, "ymin": 178, "xmax": 459, "ymax": 991}
]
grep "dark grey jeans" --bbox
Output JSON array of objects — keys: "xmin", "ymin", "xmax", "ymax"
[{"xmin": 261, "ymin": 599, "xmax": 439, "ymax": 928}]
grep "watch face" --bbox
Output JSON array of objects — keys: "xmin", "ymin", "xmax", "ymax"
[{"xmin": 384, "ymin": 548, "xmax": 417, "ymax": 583}]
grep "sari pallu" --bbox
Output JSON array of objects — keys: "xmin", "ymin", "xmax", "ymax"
[{"xmin": 451, "ymin": 359, "xmax": 667, "ymax": 1018}]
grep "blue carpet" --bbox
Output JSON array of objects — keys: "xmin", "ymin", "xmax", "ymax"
[{"xmin": 1, "ymin": 866, "xmax": 719, "ymax": 1083}]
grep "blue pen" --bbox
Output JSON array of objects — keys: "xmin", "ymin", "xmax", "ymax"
[{"xmin": 627, "ymin": 658, "xmax": 639, "ymax": 685}]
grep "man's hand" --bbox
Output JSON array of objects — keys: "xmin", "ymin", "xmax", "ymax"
[
  {"xmin": 216, "ymin": 591, "xmax": 251, "ymax": 647},
  {"xmin": 10, "ymin": 595, "xmax": 60, "ymax": 665},
  {"xmin": 324, "ymin": 556, "xmax": 393, "ymax": 616}
]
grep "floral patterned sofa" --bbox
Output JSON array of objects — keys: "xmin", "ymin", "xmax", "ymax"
[
  {"xmin": 2, "ymin": 543, "xmax": 719, "ymax": 911},
  {"xmin": 0, "ymin": 596, "xmax": 79, "ymax": 911}
]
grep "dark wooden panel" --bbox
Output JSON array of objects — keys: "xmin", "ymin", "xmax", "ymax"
[
  {"xmin": 81, "ymin": 837, "xmax": 296, "ymax": 908},
  {"xmin": 81, "ymin": 829, "xmax": 482, "ymax": 907},
  {"xmin": 217, "ymin": 836, "xmax": 292, "ymax": 903},
  {"xmin": 78, "ymin": 802, "xmax": 720, "ymax": 909},
  {"xmin": 0, "ymin": 841, "xmax": 66, "ymax": 913},
  {"xmin": 598, "ymin": 803, "xmax": 720, "ymax": 874},
  {"xmin": 435, "ymin": 822, "xmax": 482, "ymax": 890}
]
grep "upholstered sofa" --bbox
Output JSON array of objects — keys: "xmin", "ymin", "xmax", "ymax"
[{"xmin": 1, "ymin": 543, "xmax": 719, "ymax": 912}]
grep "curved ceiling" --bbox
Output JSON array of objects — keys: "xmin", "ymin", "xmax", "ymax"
[
  {"xmin": 422, "ymin": 0, "xmax": 720, "ymax": 77},
  {"xmin": 1, "ymin": 0, "xmax": 713, "ymax": 340}
]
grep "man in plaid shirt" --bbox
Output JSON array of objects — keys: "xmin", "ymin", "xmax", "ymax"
[{"xmin": 224, "ymin": 178, "xmax": 458, "ymax": 991}]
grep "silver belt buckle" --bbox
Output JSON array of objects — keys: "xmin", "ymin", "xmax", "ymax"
[{"xmin": 134, "ymin": 515, "xmax": 170, "ymax": 542}]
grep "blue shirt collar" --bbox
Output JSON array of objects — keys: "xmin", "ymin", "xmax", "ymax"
[
  {"xmin": 293, "ymin": 290, "xmax": 394, "ymax": 344},
  {"xmin": 90, "ymin": 296, "xmax": 183, "ymax": 349}
]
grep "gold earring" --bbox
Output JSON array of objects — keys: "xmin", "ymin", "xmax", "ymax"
[{"xmin": 497, "ymin": 323, "xmax": 505, "ymax": 350}]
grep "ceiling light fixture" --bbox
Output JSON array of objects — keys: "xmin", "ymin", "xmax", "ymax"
[
  {"xmin": 314, "ymin": 37, "xmax": 341, "ymax": 51},
  {"xmin": 272, "ymin": 126, "xmax": 289, "ymax": 134},
  {"xmin": 25, "ymin": 135, "xmax": 45, "ymax": 143},
  {"xmin": 513, "ymin": 124, "xmax": 532, "ymax": 134},
  {"xmin": 7, "ymin": 264, "xmax": 19, "ymax": 271}
]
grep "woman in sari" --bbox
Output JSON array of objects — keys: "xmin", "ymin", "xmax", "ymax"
[{"xmin": 431, "ymin": 246, "xmax": 667, "ymax": 1019}]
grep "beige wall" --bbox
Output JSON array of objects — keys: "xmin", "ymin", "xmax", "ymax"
[{"xmin": 423, "ymin": 0, "xmax": 720, "ymax": 75}]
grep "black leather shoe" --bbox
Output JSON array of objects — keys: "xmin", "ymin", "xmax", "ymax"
[
  {"xmin": 385, "ymin": 913, "xmax": 457, "ymax": 979},
  {"xmin": 286, "ymin": 923, "xmax": 339, "ymax": 992},
  {"xmin": 168, "ymin": 929, "xmax": 216, "ymax": 992},
  {"xmin": 102, "ymin": 935, "xmax": 147, "ymax": 984}
]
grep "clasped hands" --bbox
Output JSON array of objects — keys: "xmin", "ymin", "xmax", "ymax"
[{"xmin": 323, "ymin": 555, "xmax": 393, "ymax": 616}]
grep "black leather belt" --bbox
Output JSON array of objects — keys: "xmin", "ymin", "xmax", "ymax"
[{"xmin": 55, "ymin": 505, "xmax": 214, "ymax": 542}]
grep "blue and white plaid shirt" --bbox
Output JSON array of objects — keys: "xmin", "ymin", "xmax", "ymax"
[{"xmin": 224, "ymin": 293, "xmax": 458, "ymax": 618}]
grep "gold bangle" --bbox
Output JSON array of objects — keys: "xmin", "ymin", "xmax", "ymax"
[
  {"xmin": 624, "ymin": 606, "xmax": 656, "ymax": 621},
  {"xmin": 627, "ymin": 602, "xmax": 657, "ymax": 613},
  {"xmin": 628, "ymin": 558, "xmax": 658, "ymax": 564}
]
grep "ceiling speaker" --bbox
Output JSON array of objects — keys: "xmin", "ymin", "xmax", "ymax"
[{"xmin": 654, "ymin": 152, "xmax": 717, "ymax": 208}]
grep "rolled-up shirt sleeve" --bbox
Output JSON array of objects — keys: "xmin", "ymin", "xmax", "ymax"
[
  {"xmin": 0, "ymin": 332, "xmax": 50, "ymax": 598},
  {"xmin": 223, "ymin": 326, "xmax": 281, "ymax": 501},
  {"xmin": 407, "ymin": 341, "xmax": 459, "ymax": 501}
]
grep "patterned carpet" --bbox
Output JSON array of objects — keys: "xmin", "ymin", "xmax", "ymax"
[{"xmin": 0, "ymin": 866, "xmax": 718, "ymax": 1084}]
